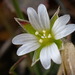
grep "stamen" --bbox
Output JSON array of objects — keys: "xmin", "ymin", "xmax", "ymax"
[
  {"xmin": 42, "ymin": 30, "xmax": 47, "ymax": 38},
  {"xmin": 42, "ymin": 30, "xmax": 46, "ymax": 33},
  {"xmin": 39, "ymin": 39, "xmax": 43, "ymax": 43},
  {"xmin": 41, "ymin": 36, "xmax": 44, "ymax": 38},
  {"xmin": 43, "ymin": 33, "xmax": 47, "ymax": 38},
  {"xmin": 48, "ymin": 34, "xmax": 51, "ymax": 38},
  {"xmin": 43, "ymin": 33, "xmax": 45, "ymax": 36},
  {"xmin": 35, "ymin": 31, "xmax": 39, "ymax": 35}
]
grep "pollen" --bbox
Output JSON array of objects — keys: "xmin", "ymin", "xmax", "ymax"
[
  {"xmin": 39, "ymin": 39, "xmax": 43, "ymax": 43},
  {"xmin": 48, "ymin": 34, "xmax": 51, "ymax": 38},
  {"xmin": 42, "ymin": 30, "xmax": 46, "ymax": 33},
  {"xmin": 35, "ymin": 31, "xmax": 39, "ymax": 35},
  {"xmin": 41, "ymin": 36, "xmax": 44, "ymax": 38}
]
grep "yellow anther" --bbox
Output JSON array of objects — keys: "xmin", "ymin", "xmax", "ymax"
[
  {"xmin": 39, "ymin": 39, "xmax": 43, "ymax": 43},
  {"xmin": 43, "ymin": 33, "xmax": 45, "ymax": 36},
  {"xmin": 48, "ymin": 34, "xmax": 51, "ymax": 38},
  {"xmin": 42, "ymin": 30, "xmax": 46, "ymax": 33},
  {"xmin": 35, "ymin": 31, "xmax": 39, "ymax": 35},
  {"xmin": 41, "ymin": 36, "xmax": 44, "ymax": 38}
]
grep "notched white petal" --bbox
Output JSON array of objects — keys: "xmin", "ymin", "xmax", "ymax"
[
  {"xmin": 27, "ymin": 7, "xmax": 42, "ymax": 31},
  {"xmin": 12, "ymin": 33, "xmax": 37, "ymax": 45},
  {"xmin": 53, "ymin": 25, "xmax": 66, "ymax": 36},
  {"xmin": 55, "ymin": 24, "xmax": 75, "ymax": 39},
  {"xmin": 52, "ymin": 15, "xmax": 70, "ymax": 32},
  {"xmin": 40, "ymin": 46, "xmax": 51, "ymax": 69},
  {"xmin": 49, "ymin": 43, "xmax": 61, "ymax": 64},
  {"xmin": 38, "ymin": 4, "xmax": 50, "ymax": 30},
  {"xmin": 17, "ymin": 42, "xmax": 40, "ymax": 56}
]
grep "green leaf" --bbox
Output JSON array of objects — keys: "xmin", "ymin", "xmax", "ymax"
[
  {"xmin": 15, "ymin": 18, "xmax": 36, "ymax": 34},
  {"xmin": 50, "ymin": 7, "xmax": 60, "ymax": 30}
]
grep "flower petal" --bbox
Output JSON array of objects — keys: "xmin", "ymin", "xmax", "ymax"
[
  {"xmin": 52, "ymin": 15, "xmax": 70, "ymax": 32},
  {"xmin": 40, "ymin": 46, "xmax": 51, "ymax": 69},
  {"xmin": 12, "ymin": 33, "xmax": 38, "ymax": 45},
  {"xmin": 27, "ymin": 7, "xmax": 42, "ymax": 31},
  {"xmin": 53, "ymin": 24, "xmax": 66, "ymax": 35},
  {"xmin": 55, "ymin": 24, "xmax": 75, "ymax": 39},
  {"xmin": 17, "ymin": 42, "xmax": 40, "ymax": 56},
  {"xmin": 49, "ymin": 43, "xmax": 61, "ymax": 64},
  {"xmin": 38, "ymin": 4, "xmax": 50, "ymax": 30}
]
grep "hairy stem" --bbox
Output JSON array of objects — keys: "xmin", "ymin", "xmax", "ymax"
[{"xmin": 9, "ymin": 55, "xmax": 27, "ymax": 75}]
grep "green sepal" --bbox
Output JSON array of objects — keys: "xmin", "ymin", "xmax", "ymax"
[
  {"xmin": 15, "ymin": 18, "xmax": 36, "ymax": 34},
  {"xmin": 31, "ymin": 46, "xmax": 43, "ymax": 66},
  {"xmin": 23, "ymin": 24, "xmax": 36, "ymax": 34},
  {"xmin": 50, "ymin": 7, "xmax": 60, "ymax": 30},
  {"xmin": 54, "ymin": 39, "xmax": 62, "ymax": 49}
]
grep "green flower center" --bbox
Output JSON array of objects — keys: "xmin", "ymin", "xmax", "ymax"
[
  {"xmin": 35, "ymin": 30, "xmax": 54, "ymax": 46},
  {"xmin": 34, "ymin": 29, "xmax": 62, "ymax": 49}
]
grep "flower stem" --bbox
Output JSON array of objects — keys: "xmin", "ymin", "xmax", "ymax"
[
  {"xmin": 29, "ymin": 53, "xmax": 42, "ymax": 75},
  {"xmin": 33, "ymin": 64, "xmax": 42, "ymax": 75},
  {"xmin": 12, "ymin": 0, "xmax": 24, "ymax": 19},
  {"xmin": 9, "ymin": 55, "xmax": 27, "ymax": 75}
]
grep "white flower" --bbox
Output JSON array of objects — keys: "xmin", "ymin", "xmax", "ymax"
[{"xmin": 12, "ymin": 4, "xmax": 75, "ymax": 69}]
